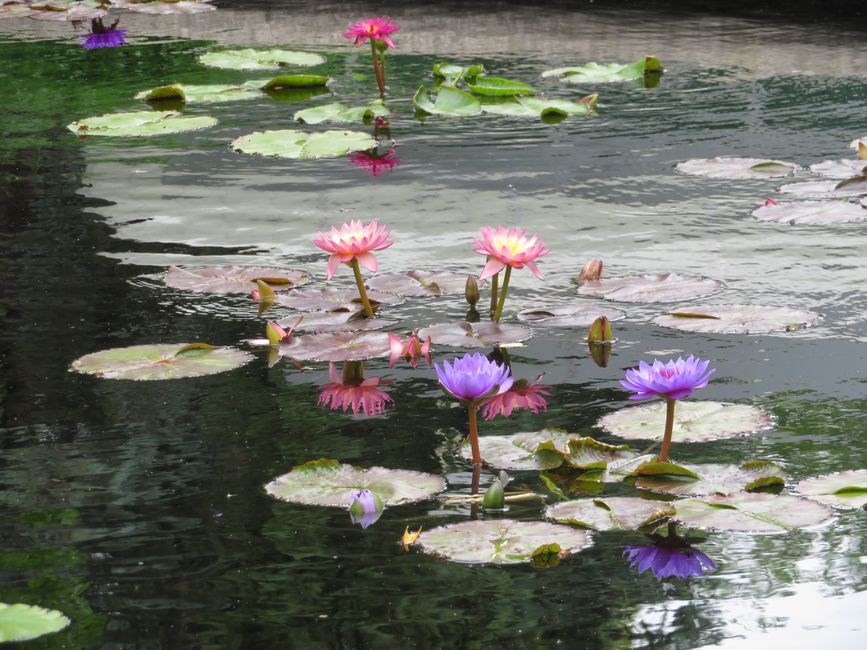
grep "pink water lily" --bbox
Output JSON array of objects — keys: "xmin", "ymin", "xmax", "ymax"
[
  {"xmin": 388, "ymin": 333, "xmax": 431, "ymax": 368},
  {"xmin": 343, "ymin": 16, "xmax": 399, "ymax": 48},
  {"xmin": 480, "ymin": 375, "xmax": 552, "ymax": 420},
  {"xmin": 313, "ymin": 219, "xmax": 393, "ymax": 280},
  {"xmin": 474, "ymin": 225, "xmax": 549, "ymax": 282}
]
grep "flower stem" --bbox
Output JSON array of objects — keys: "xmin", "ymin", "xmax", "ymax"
[
  {"xmin": 350, "ymin": 258, "xmax": 375, "ymax": 319},
  {"xmin": 370, "ymin": 40, "xmax": 385, "ymax": 98},
  {"xmin": 660, "ymin": 397, "xmax": 676, "ymax": 462},
  {"xmin": 467, "ymin": 402, "xmax": 481, "ymax": 467},
  {"xmin": 379, "ymin": 48, "xmax": 388, "ymax": 94},
  {"xmin": 489, "ymin": 269, "xmax": 499, "ymax": 319},
  {"xmin": 493, "ymin": 266, "xmax": 512, "ymax": 322}
]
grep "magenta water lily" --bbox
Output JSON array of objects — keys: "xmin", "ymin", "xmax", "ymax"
[{"xmin": 344, "ymin": 16, "xmax": 399, "ymax": 98}]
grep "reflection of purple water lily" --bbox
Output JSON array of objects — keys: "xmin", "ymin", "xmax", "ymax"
[
  {"xmin": 624, "ymin": 533, "xmax": 715, "ymax": 579},
  {"xmin": 349, "ymin": 488, "xmax": 383, "ymax": 528},
  {"xmin": 348, "ymin": 149, "xmax": 401, "ymax": 177},
  {"xmin": 81, "ymin": 18, "xmax": 127, "ymax": 49},
  {"xmin": 319, "ymin": 362, "xmax": 393, "ymax": 416}
]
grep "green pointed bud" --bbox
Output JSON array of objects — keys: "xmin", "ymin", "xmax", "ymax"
[
  {"xmin": 588, "ymin": 316, "xmax": 612, "ymax": 343},
  {"xmin": 266, "ymin": 321, "xmax": 288, "ymax": 345},
  {"xmin": 465, "ymin": 275, "xmax": 480, "ymax": 306},
  {"xmin": 482, "ymin": 479, "xmax": 505, "ymax": 509}
]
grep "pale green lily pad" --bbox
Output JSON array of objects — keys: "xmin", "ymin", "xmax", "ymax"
[
  {"xmin": 481, "ymin": 96, "xmax": 596, "ymax": 118},
  {"xmin": 295, "ymin": 100, "xmax": 388, "ymax": 125},
  {"xmin": 198, "ymin": 48, "xmax": 325, "ymax": 70},
  {"xmin": 433, "ymin": 62, "xmax": 485, "ymax": 80},
  {"xmin": 253, "ymin": 75, "xmax": 331, "ymax": 89},
  {"xmin": 413, "ymin": 85, "xmax": 481, "ymax": 117},
  {"xmin": 599, "ymin": 400, "xmax": 772, "ymax": 443},
  {"xmin": 264, "ymin": 459, "xmax": 445, "ymax": 507},
  {"xmin": 795, "ymin": 470, "xmax": 867, "ymax": 509},
  {"xmin": 546, "ymin": 497, "xmax": 675, "ymax": 531},
  {"xmin": 676, "ymin": 157, "xmax": 799, "ymax": 179},
  {"xmin": 752, "ymin": 200, "xmax": 867, "ymax": 225},
  {"xmin": 632, "ymin": 460, "xmax": 786, "ymax": 496},
  {"xmin": 416, "ymin": 519, "xmax": 591, "ymax": 565},
  {"xmin": 458, "ymin": 429, "xmax": 590, "ymax": 470},
  {"xmin": 653, "ymin": 304, "xmax": 821, "ymax": 334},
  {"xmin": 231, "ymin": 129, "xmax": 375, "ymax": 159},
  {"xmin": 673, "ymin": 493, "xmax": 834, "ymax": 533},
  {"xmin": 0, "ymin": 602, "xmax": 70, "ymax": 643},
  {"xmin": 67, "ymin": 111, "xmax": 217, "ymax": 137},
  {"xmin": 467, "ymin": 77, "xmax": 535, "ymax": 96},
  {"xmin": 577, "ymin": 273, "xmax": 724, "ymax": 303},
  {"xmin": 71, "ymin": 343, "xmax": 252, "ymax": 380},
  {"xmin": 136, "ymin": 83, "xmax": 263, "ymax": 104},
  {"xmin": 542, "ymin": 56, "xmax": 663, "ymax": 83}
]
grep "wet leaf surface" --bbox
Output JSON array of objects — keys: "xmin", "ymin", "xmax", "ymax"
[
  {"xmin": 676, "ymin": 157, "xmax": 798, "ymax": 179},
  {"xmin": 577, "ymin": 273, "xmax": 723, "ymax": 303},
  {"xmin": 795, "ymin": 469, "xmax": 867, "ymax": 509},
  {"xmin": 654, "ymin": 304, "xmax": 820, "ymax": 334},
  {"xmin": 164, "ymin": 265, "xmax": 310, "ymax": 294},
  {"xmin": 673, "ymin": 493, "xmax": 833, "ymax": 533},
  {"xmin": 71, "ymin": 343, "xmax": 252, "ymax": 380},
  {"xmin": 416, "ymin": 321, "xmax": 531, "ymax": 348},
  {"xmin": 546, "ymin": 496, "xmax": 675, "ymax": 531}
]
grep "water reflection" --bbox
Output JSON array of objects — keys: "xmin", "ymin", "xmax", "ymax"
[
  {"xmin": 624, "ymin": 524, "xmax": 716, "ymax": 580},
  {"xmin": 318, "ymin": 361, "xmax": 393, "ymax": 416},
  {"xmin": 348, "ymin": 147, "xmax": 402, "ymax": 177}
]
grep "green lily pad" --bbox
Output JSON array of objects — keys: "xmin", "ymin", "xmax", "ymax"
[
  {"xmin": 457, "ymin": 429, "xmax": 589, "ymax": 471},
  {"xmin": 796, "ymin": 470, "xmax": 867, "ymax": 509},
  {"xmin": 467, "ymin": 77, "xmax": 535, "ymax": 96},
  {"xmin": 653, "ymin": 304, "xmax": 821, "ymax": 334},
  {"xmin": 198, "ymin": 48, "xmax": 325, "ymax": 71},
  {"xmin": 542, "ymin": 56, "xmax": 663, "ymax": 83},
  {"xmin": 416, "ymin": 321, "xmax": 531, "ymax": 348},
  {"xmin": 632, "ymin": 460, "xmax": 786, "ymax": 496},
  {"xmin": 577, "ymin": 273, "xmax": 724, "ymax": 303},
  {"xmin": 752, "ymin": 200, "xmax": 867, "ymax": 225},
  {"xmin": 264, "ymin": 460, "xmax": 445, "ymax": 507},
  {"xmin": 599, "ymin": 401, "xmax": 772, "ymax": 443},
  {"xmin": 164, "ymin": 265, "xmax": 311, "ymax": 294},
  {"xmin": 67, "ymin": 111, "xmax": 217, "ymax": 137},
  {"xmin": 366, "ymin": 270, "xmax": 482, "ymax": 297},
  {"xmin": 481, "ymin": 96, "xmax": 596, "ymax": 118},
  {"xmin": 70, "ymin": 343, "xmax": 252, "ymax": 380},
  {"xmin": 28, "ymin": 1, "xmax": 105, "ymax": 22},
  {"xmin": 416, "ymin": 519, "xmax": 591, "ymax": 565},
  {"xmin": 546, "ymin": 497, "xmax": 675, "ymax": 531},
  {"xmin": 413, "ymin": 85, "xmax": 481, "ymax": 117},
  {"xmin": 295, "ymin": 100, "xmax": 388, "ymax": 125},
  {"xmin": 537, "ymin": 437, "xmax": 638, "ymax": 472},
  {"xmin": 136, "ymin": 83, "xmax": 263, "ymax": 105},
  {"xmin": 673, "ymin": 493, "xmax": 834, "ymax": 533},
  {"xmin": 0, "ymin": 603, "xmax": 70, "ymax": 643},
  {"xmin": 676, "ymin": 157, "xmax": 799, "ymax": 179},
  {"xmin": 231, "ymin": 129, "xmax": 375, "ymax": 159},
  {"xmin": 254, "ymin": 75, "xmax": 331, "ymax": 90},
  {"xmin": 433, "ymin": 62, "xmax": 485, "ymax": 80},
  {"xmin": 516, "ymin": 304, "xmax": 626, "ymax": 327}
]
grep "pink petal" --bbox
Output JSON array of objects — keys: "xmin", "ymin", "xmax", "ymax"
[
  {"xmin": 355, "ymin": 252, "xmax": 378, "ymax": 273},
  {"xmin": 478, "ymin": 257, "xmax": 505, "ymax": 281},
  {"xmin": 326, "ymin": 254, "xmax": 341, "ymax": 280}
]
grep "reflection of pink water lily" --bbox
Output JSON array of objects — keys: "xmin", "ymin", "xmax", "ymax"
[
  {"xmin": 480, "ymin": 376, "xmax": 552, "ymax": 420},
  {"xmin": 81, "ymin": 18, "xmax": 127, "ymax": 49},
  {"xmin": 348, "ymin": 149, "xmax": 401, "ymax": 177},
  {"xmin": 388, "ymin": 333, "xmax": 431, "ymax": 368},
  {"xmin": 343, "ymin": 16, "xmax": 399, "ymax": 48},
  {"xmin": 319, "ymin": 363, "xmax": 393, "ymax": 416}
]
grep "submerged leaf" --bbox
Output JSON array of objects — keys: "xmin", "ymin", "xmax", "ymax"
[
  {"xmin": 276, "ymin": 287, "xmax": 402, "ymax": 312},
  {"xmin": 125, "ymin": 1, "xmax": 215, "ymax": 14},
  {"xmin": 433, "ymin": 62, "xmax": 485, "ymax": 80},
  {"xmin": 255, "ymin": 75, "xmax": 331, "ymax": 89},
  {"xmin": 673, "ymin": 493, "xmax": 833, "ymax": 533},
  {"xmin": 653, "ymin": 304, "xmax": 820, "ymax": 334},
  {"xmin": 71, "ymin": 344, "xmax": 252, "ymax": 380},
  {"xmin": 542, "ymin": 56, "xmax": 663, "ymax": 83},
  {"xmin": 280, "ymin": 331, "xmax": 392, "ymax": 362},
  {"xmin": 231, "ymin": 129, "xmax": 376, "ymax": 159},
  {"xmin": 367, "ymin": 270, "xmax": 483, "ymax": 297},
  {"xmin": 752, "ymin": 199, "xmax": 867, "ymax": 225},
  {"xmin": 467, "ymin": 77, "xmax": 535, "ymax": 96},
  {"xmin": 481, "ymin": 96, "xmax": 596, "ymax": 118},
  {"xmin": 577, "ymin": 273, "xmax": 723, "ymax": 303},
  {"xmin": 809, "ymin": 159, "xmax": 867, "ymax": 180},
  {"xmin": 796, "ymin": 469, "xmax": 867, "ymax": 509},
  {"xmin": 632, "ymin": 461, "xmax": 786, "ymax": 496},
  {"xmin": 137, "ymin": 83, "xmax": 263, "ymax": 105},
  {"xmin": 276, "ymin": 311, "xmax": 395, "ymax": 332}
]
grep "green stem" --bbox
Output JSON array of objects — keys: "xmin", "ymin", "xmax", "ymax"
[
  {"xmin": 379, "ymin": 49, "xmax": 388, "ymax": 96},
  {"xmin": 370, "ymin": 40, "xmax": 385, "ymax": 98},
  {"xmin": 493, "ymin": 266, "xmax": 512, "ymax": 322},
  {"xmin": 489, "ymin": 269, "xmax": 499, "ymax": 319},
  {"xmin": 660, "ymin": 397, "xmax": 676, "ymax": 462},
  {"xmin": 342, "ymin": 360, "xmax": 364, "ymax": 384},
  {"xmin": 350, "ymin": 259, "xmax": 375, "ymax": 319},
  {"xmin": 468, "ymin": 403, "xmax": 481, "ymax": 467}
]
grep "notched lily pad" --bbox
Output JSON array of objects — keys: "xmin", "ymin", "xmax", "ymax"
[
  {"xmin": 467, "ymin": 77, "xmax": 535, "ymax": 96},
  {"xmin": 164, "ymin": 265, "xmax": 310, "ymax": 294},
  {"xmin": 231, "ymin": 129, "xmax": 376, "ymax": 159},
  {"xmin": 516, "ymin": 304, "xmax": 626, "ymax": 327},
  {"xmin": 198, "ymin": 48, "xmax": 325, "ymax": 70},
  {"xmin": 71, "ymin": 343, "xmax": 252, "ymax": 380},
  {"xmin": 413, "ymin": 85, "xmax": 481, "ymax": 117},
  {"xmin": 795, "ymin": 469, "xmax": 867, "ymax": 509},
  {"xmin": 276, "ymin": 312, "xmax": 395, "ymax": 333},
  {"xmin": 632, "ymin": 460, "xmax": 786, "ymax": 496},
  {"xmin": 295, "ymin": 100, "xmax": 388, "ymax": 125},
  {"xmin": 264, "ymin": 460, "xmax": 445, "ymax": 508},
  {"xmin": 577, "ymin": 273, "xmax": 723, "ymax": 303},
  {"xmin": 599, "ymin": 400, "xmax": 772, "ymax": 443},
  {"xmin": 416, "ymin": 321, "xmax": 531, "ymax": 348},
  {"xmin": 416, "ymin": 519, "xmax": 591, "ymax": 565},
  {"xmin": 0, "ymin": 602, "xmax": 70, "ymax": 643},
  {"xmin": 458, "ymin": 429, "xmax": 590, "ymax": 471},
  {"xmin": 673, "ymin": 493, "xmax": 833, "ymax": 533},
  {"xmin": 67, "ymin": 111, "xmax": 217, "ymax": 137},
  {"xmin": 654, "ymin": 304, "xmax": 820, "ymax": 334},
  {"xmin": 366, "ymin": 270, "xmax": 482, "ymax": 297},
  {"xmin": 280, "ymin": 331, "xmax": 392, "ymax": 362},
  {"xmin": 546, "ymin": 496, "xmax": 675, "ymax": 531},
  {"xmin": 752, "ymin": 199, "xmax": 867, "ymax": 225},
  {"xmin": 809, "ymin": 159, "xmax": 867, "ymax": 179},
  {"xmin": 481, "ymin": 95, "xmax": 596, "ymax": 118},
  {"xmin": 275, "ymin": 287, "xmax": 402, "ymax": 312},
  {"xmin": 542, "ymin": 56, "xmax": 663, "ymax": 83},
  {"xmin": 676, "ymin": 157, "xmax": 798, "ymax": 179}
]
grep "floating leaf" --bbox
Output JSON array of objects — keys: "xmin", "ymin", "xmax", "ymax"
[
  {"xmin": 275, "ymin": 287, "xmax": 402, "ymax": 312},
  {"xmin": 778, "ymin": 179, "xmax": 867, "ymax": 198},
  {"xmin": 577, "ymin": 273, "xmax": 723, "ymax": 303},
  {"xmin": 516, "ymin": 304, "xmax": 625, "ymax": 327},
  {"xmin": 413, "ymin": 85, "xmax": 481, "ymax": 117},
  {"xmin": 537, "ymin": 437, "xmax": 638, "ymax": 472},
  {"xmin": 256, "ymin": 75, "xmax": 331, "ymax": 90},
  {"xmin": 136, "ymin": 83, "xmax": 263, "ymax": 105},
  {"xmin": 366, "ymin": 271, "xmax": 482, "ymax": 297},
  {"xmin": 546, "ymin": 497, "xmax": 675, "ymax": 531},
  {"xmin": 599, "ymin": 401, "xmax": 772, "ymax": 443},
  {"xmin": 458, "ymin": 430, "xmax": 589, "ymax": 471},
  {"xmin": 0, "ymin": 603, "xmax": 70, "ymax": 643},
  {"xmin": 265, "ymin": 461, "xmax": 445, "ymax": 508},
  {"xmin": 752, "ymin": 199, "xmax": 867, "ymax": 225},
  {"xmin": 294, "ymin": 100, "xmax": 388, "ymax": 125},
  {"xmin": 632, "ymin": 460, "xmax": 786, "ymax": 496},
  {"xmin": 280, "ymin": 331, "xmax": 392, "ymax": 362},
  {"xmin": 542, "ymin": 56, "xmax": 663, "ymax": 83},
  {"xmin": 67, "ymin": 111, "xmax": 217, "ymax": 137},
  {"xmin": 795, "ymin": 470, "xmax": 867, "ymax": 509},
  {"xmin": 467, "ymin": 77, "xmax": 535, "ymax": 96},
  {"xmin": 164, "ymin": 265, "xmax": 310, "ymax": 294},
  {"xmin": 28, "ymin": 1, "xmax": 105, "ymax": 21},
  {"xmin": 432, "ymin": 62, "xmax": 485, "ymax": 80},
  {"xmin": 71, "ymin": 343, "xmax": 252, "ymax": 380},
  {"xmin": 198, "ymin": 48, "xmax": 325, "ymax": 70},
  {"xmin": 416, "ymin": 321, "xmax": 531, "ymax": 348},
  {"xmin": 653, "ymin": 304, "xmax": 820, "ymax": 334},
  {"xmin": 231, "ymin": 129, "xmax": 375, "ymax": 159},
  {"xmin": 481, "ymin": 96, "xmax": 596, "ymax": 118},
  {"xmin": 809, "ymin": 159, "xmax": 867, "ymax": 179},
  {"xmin": 676, "ymin": 157, "xmax": 798, "ymax": 179},
  {"xmin": 673, "ymin": 493, "xmax": 833, "ymax": 533},
  {"xmin": 126, "ymin": 0, "xmax": 215, "ymax": 14},
  {"xmin": 416, "ymin": 519, "xmax": 591, "ymax": 565},
  {"xmin": 276, "ymin": 311, "xmax": 395, "ymax": 333}
]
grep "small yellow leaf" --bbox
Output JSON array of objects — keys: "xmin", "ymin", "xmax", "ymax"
[{"xmin": 401, "ymin": 525, "xmax": 422, "ymax": 551}]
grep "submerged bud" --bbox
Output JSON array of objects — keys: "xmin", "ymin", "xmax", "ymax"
[
  {"xmin": 465, "ymin": 275, "xmax": 480, "ymax": 306},
  {"xmin": 482, "ymin": 479, "xmax": 505, "ymax": 509},
  {"xmin": 577, "ymin": 259, "xmax": 603, "ymax": 283}
]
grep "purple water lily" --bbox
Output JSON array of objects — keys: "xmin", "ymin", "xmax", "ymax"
[
  {"xmin": 349, "ymin": 488, "xmax": 383, "ymax": 529},
  {"xmin": 624, "ymin": 543, "xmax": 716, "ymax": 579},
  {"xmin": 81, "ymin": 18, "xmax": 127, "ymax": 50}
]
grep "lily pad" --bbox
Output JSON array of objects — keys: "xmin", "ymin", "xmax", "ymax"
[
  {"xmin": 537, "ymin": 437, "xmax": 639, "ymax": 472},
  {"xmin": 795, "ymin": 470, "xmax": 867, "ymax": 509},
  {"xmin": 433, "ymin": 62, "xmax": 485, "ymax": 80},
  {"xmin": 126, "ymin": 0, "xmax": 214, "ymax": 14},
  {"xmin": 416, "ymin": 321, "xmax": 531, "ymax": 348},
  {"xmin": 653, "ymin": 304, "xmax": 820, "ymax": 334},
  {"xmin": 676, "ymin": 157, "xmax": 799, "ymax": 179},
  {"xmin": 136, "ymin": 83, "xmax": 263, "ymax": 105},
  {"xmin": 67, "ymin": 111, "xmax": 217, "ymax": 137},
  {"xmin": 467, "ymin": 77, "xmax": 535, "ymax": 96},
  {"xmin": 458, "ymin": 429, "xmax": 591, "ymax": 471},
  {"xmin": 276, "ymin": 312, "xmax": 395, "ymax": 333},
  {"xmin": 366, "ymin": 270, "xmax": 481, "ymax": 297},
  {"xmin": 275, "ymin": 287, "xmax": 402, "ymax": 312},
  {"xmin": 28, "ymin": 1, "xmax": 105, "ymax": 21},
  {"xmin": 164, "ymin": 265, "xmax": 310, "ymax": 294},
  {"xmin": 264, "ymin": 459, "xmax": 445, "ymax": 508},
  {"xmin": 752, "ymin": 199, "xmax": 867, "ymax": 225},
  {"xmin": 481, "ymin": 96, "xmax": 596, "ymax": 118},
  {"xmin": 231, "ymin": 129, "xmax": 375, "ymax": 159},
  {"xmin": 779, "ymin": 177, "xmax": 867, "ymax": 197},
  {"xmin": 295, "ymin": 100, "xmax": 388, "ymax": 125},
  {"xmin": 0, "ymin": 603, "xmax": 70, "ymax": 643},
  {"xmin": 809, "ymin": 159, "xmax": 867, "ymax": 179},
  {"xmin": 280, "ymin": 331, "xmax": 391, "ymax": 362},
  {"xmin": 416, "ymin": 519, "xmax": 591, "ymax": 565},
  {"xmin": 577, "ymin": 273, "xmax": 723, "ymax": 303},
  {"xmin": 71, "ymin": 343, "xmax": 252, "ymax": 380},
  {"xmin": 516, "ymin": 304, "xmax": 626, "ymax": 327},
  {"xmin": 632, "ymin": 460, "xmax": 786, "ymax": 496},
  {"xmin": 546, "ymin": 497, "xmax": 675, "ymax": 531},
  {"xmin": 198, "ymin": 48, "xmax": 325, "ymax": 71},
  {"xmin": 542, "ymin": 56, "xmax": 663, "ymax": 83},
  {"xmin": 673, "ymin": 493, "xmax": 833, "ymax": 533},
  {"xmin": 599, "ymin": 401, "xmax": 772, "ymax": 443},
  {"xmin": 413, "ymin": 85, "xmax": 481, "ymax": 117},
  {"xmin": 254, "ymin": 75, "xmax": 331, "ymax": 90}
]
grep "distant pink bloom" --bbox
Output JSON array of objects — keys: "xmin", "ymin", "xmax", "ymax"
[
  {"xmin": 250, "ymin": 288, "xmax": 261, "ymax": 301},
  {"xmin": 348, "ymin": 149, "xmax": 401, "ymax": 177},
  {"xmin": 474, "ymin": 225, "xmax": 550, "ymax": 281},
  {"xmin": 343, "ymin": 16, "xmax": 399, "ymax": 48},
  {"xmin": 388, "ymin": 332, "xmax": 431, "ymax": 368},
  {"xmin": 374, "ymin": 117, "xmax": 390, "ymax": 128},
  {"xmin": 764, "ymin": 198, "xmax": 779, "ymax": 206},
  {"xmin": 319, "ymin": 363, "xmax": 393, "ymax": 416},
  {"xmin": 313, "ymin": 219, "xmax": 393, "ymax": 279},
  {"xmin": 480, "ymin": 376, "xmax": 552, "ymax": 420}
]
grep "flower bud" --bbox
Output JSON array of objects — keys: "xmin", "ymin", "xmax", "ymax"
[
  {"xmin": 577, "ymin": 259, "xmax": 603, "ymax": 283},
  {"xmin": 482, "ymin": 479, "xmax": 505, "ymax": 509},
  {"xmin": 266, "ymin": 321, "xmax": 288, "ymax": 345},
  {"xmin": 465, "ymin": 275, "xmax": 480, "ymax": 306},
  {"xmin": 349, "ymin": 488, "xmax": 384, "ymax": 529},
  {"xmin": 588, "ymin": 316, "xmax": 613, "ymax": 343}
]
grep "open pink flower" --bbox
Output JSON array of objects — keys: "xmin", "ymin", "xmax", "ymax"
[
  {"xmin": 343, "ymin": 16, "xmax": 399, "ymax": 48},
  {"xmin": 313, "ymin": 219, "xmax": 393, "ymax": 279},
  {"xmin": 319, "ymin": 363, "xmax": 393, "ymax": 416},
  {"xmin": 348, "ymin": 149, "xmax": 401, "ymax": 177},
  {"xmin": 474, "ymin": 225, "xmax": 550, "ymax": 281},
  {"xmin": 480, "ymin": 376, "xmax": 552, "ymax": 420},
  {"xmin": 388, "ymin": 333, "xmax": 431, "ymax": 368}
]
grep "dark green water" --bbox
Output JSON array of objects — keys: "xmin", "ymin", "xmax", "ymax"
[{"xmin": 1, "ymin": 2, "xmax": 866, "ymax": 648}]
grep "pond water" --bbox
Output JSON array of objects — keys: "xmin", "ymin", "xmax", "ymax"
[{"xmin": 1, "ymin": 1, "xmax": 866, "ymax": 648}]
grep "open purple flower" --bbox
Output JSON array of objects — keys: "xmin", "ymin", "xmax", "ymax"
[
  {"xmin": 624, "ymin": 543, "xmax": 716, "ymax": 579},
  {"xmin": 620, "ymin": 356, "xmax": 715, "ymax": 401},
  {"xmin": 435, "ymin": 353, "xmax": 513, "ymax": 404},
  {"xmin": 81, "ymin": 18, "xmax": 127, "ymax": 50},
  {"xmin": 349, "ymin": 488, "xmax": 383, "ymax": 529}
]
